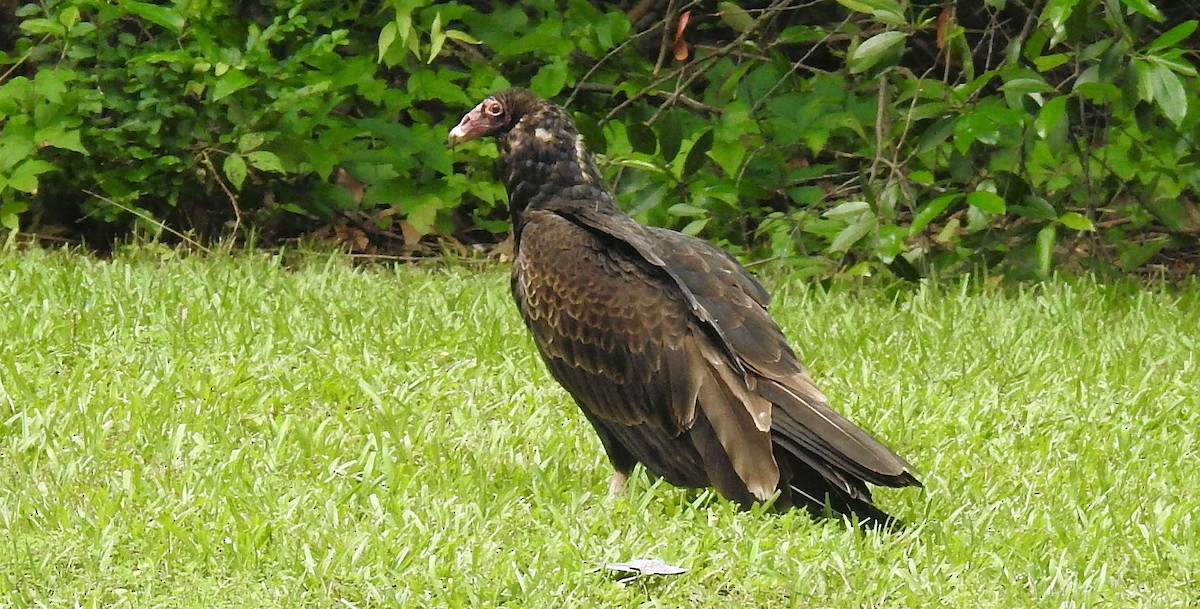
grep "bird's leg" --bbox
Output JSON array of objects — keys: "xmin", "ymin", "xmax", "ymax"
[{"xmin": 609, "ymin": 470, "xmax": 629, "ymax": 497}]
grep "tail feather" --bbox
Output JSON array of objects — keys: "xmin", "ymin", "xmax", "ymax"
[
  {"xmin": 755, "ymin": 373, "xmax": 920, "ymax": 527},
  {"xmin": 758, "ymin": 378, "xmax": 921, "ymax": 488},
  {"xmin": 774, "ymin": 448, "xmax": 906, "ymax": 529}
]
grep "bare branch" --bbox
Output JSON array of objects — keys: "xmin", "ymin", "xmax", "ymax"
[
  {"xmin": 575, "ymin": 82, "xmax": 723, "ymax": 116},
  {"xmin": 198, "ymin": 149, "xmax": 243, "ymax": 233}
]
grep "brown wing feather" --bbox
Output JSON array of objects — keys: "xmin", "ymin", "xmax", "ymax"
[
  {"xmin": 513, "ymin": 209, "xmax": 781, "ymax": 499},
  {"xmin": 513, "ymin": 210, "xmax": 699, "ymax": 429},
  {"xmin": 532, "ymin": 204, "xmax": 920, "ymax": 513}
]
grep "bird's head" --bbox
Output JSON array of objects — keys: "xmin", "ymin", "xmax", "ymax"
[
  {"xmin": 447, "ymin": 87, "xmax": 541, "ymax": 147},
  {"xmin": 449, "ymin": 87, "xmax": 614, "ymax": 218}
]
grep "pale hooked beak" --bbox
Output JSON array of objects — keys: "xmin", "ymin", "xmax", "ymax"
[{"xmin": 447, "ymin": 100, "xmax": 489, "ymax": 148}]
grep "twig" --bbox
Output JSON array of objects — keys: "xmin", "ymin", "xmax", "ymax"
[
  {"xmin": 868, "ymin": 74, "xmax": 888, "ymax": 183},
  {"xmin": 450, "ymin": 38, "xmax": 489, "ymax": 65},
  {"xmin": 574, "ymin": 82, "xmax": 723, "ymax": 116},
  {"xmin": 565, "ymin": 24, "xmax": 663, "ymax": 107},
  {"xmin": 648, "ymin": 0, "xmax": 793, "ymax": 124},
  {"xmin": 83, "ymin": 190, "xmax": 212, "ymax": 254},
  {"xmin": 0, "ymin": 34, "xmax": 52, "ymax": 83},
  {"xmin": 895, "ymin": 64, "xmax": 941, "ymax": 171},
  {"xmin": 605, "ymin": 0, "xmax": 788, "ymax": 124},
  {"xmin": 653, "ymin": 0, "xmax": 679, "ymax": 76},
  {"xmin": 602, "ymin": 58, "xmax": 703, "ymax": 121},
  {"xmin": 342, "ymin": 252, "xmax": 498, "ymax": 264},
  {"xmin": 753, "ymin": 14, "xmax": 854, "ymax": 115},
  {"xmin": 198, "ymin": 149, "xmax": 243, "ymax": 233},
  {"xmin": 627, "ymin": 0, "xmax": 662, "ymax": 24}
]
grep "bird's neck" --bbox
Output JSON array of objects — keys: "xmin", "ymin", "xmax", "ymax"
[{"xmin": 499, "ymin": 108, "xmax": 621, "ymax": 229}]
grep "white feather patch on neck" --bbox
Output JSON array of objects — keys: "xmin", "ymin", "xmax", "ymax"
[{"xmin": 574, "ymin": 135, "xmax": 593, "ymax": 183}]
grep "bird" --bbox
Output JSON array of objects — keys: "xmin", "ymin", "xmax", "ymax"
[{"xmin": 448, "ymin": 88, "xmax": 921, "ymax": 526}]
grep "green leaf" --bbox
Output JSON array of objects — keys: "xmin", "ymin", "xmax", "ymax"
[
  {"xmin": 378, "ymin": 21, "xmax": 397, "ymax": 62},
  {"xmin": 910, "ymin": 194, "xmax": 958, "ymax": 236},
  {"xmin": 681, "ymin": 218, "xmax": 709, "ymax": 236},
  {"xmin": 1133, "ymin": 59, "xmax": 1155, "ymax": 101},
  {"xmin": 1036, "ymin": 224, "xmax": 1056, "ymax": 276},
  {"xmin": 824, "ymin": 200, "xmax": 870, "ymax": 217},
  {"xmin": 1036, "ymin": 95, "xmax": 1068, "ymax": 153},
  {"xmin": 908, "ymin": 170, "xmax": 935, "ymax": 185},
  {"xmin": 212, "ymin": 70, "xmax": 254, "ymax": 101},
  {"xmin": 682, "ymin": 130, "xmax": 714, "ymax": 177},
  {"xmin": 34, "ymin": 128, "xmax": 89, "ymax": 155},
  {"xmin": 829, "ymin": 213, "xmax": 877, "ymax": 254},
  {"xmin": 0, "ymin": 76, "xmax": 32, "ymax": 116},
  {"xmin": 953, "ymin": 108, "xmax": 1007, "ymax": 153},
  {"xmin": 1142, "ymin": 198, "xmax": 1193, "ymax": 231},
  {"xmin": 718, "ymin": 2, "xmax": 755, "ymax": 33},
  {"xmin": 836, "ymin": 0, "xmax": 905, "ymax": 24},
  {"xmin": 427, "ymin": 13, "xmax": 445, "ymax": 63},
  {"xmin": 935, "ymin": 217, "xmax": 961, "ymax": 246},
  {"xmin": 1080, "ymin": 38, "xmax": 1114, "ymax": 61},
  {"xmin": 708, "ymin": 140, "xmax": 745, "ymax": 176},
  {"xmin": 874, "ymin": 224, "xmax": 908, "ymax": 263},
  {"xmin": 917, "ymin": 117, "xmax": 956, "ymax": 154},
  {"xmin": 836, "ymin": 0, "xmax": 877, "ymax": 11},
  {"xmin": 529, "ymin": 61, "xmax": 569, "ymax": 98},
  {"xmin": 574, "ymin": 113, "xmax": 607, "ymax": 153},
  {"xmin": 1012, "ymin": 196, "xmax": 1060, "ymax": 221},
  {"xmin": 848, "ymin": 31, "xmax": 906, "ymax": 74},
  {"xmin": 1118, "ymin": 238, "xmax": 1171, "ymax": 270},
  {"xmin": 966, "ymin": 190, "xmax": 1006, "ymax": 213},
  {"xmin": 1117, "ymin": 0, "xmax": 1163, "ymax": 21},
  {"xmin": 0, "ymin": 137, "xmax": 36, "ymax": 173},
  {"xmin": 0, "ymin": 199, "xmax": 29, "ymax": 230},
  {"xmin": 246, "ymin": 151, "xmax": 284, "ymax": 174},
  {"xmin": 667, "ymin": 203, "xmax": 707, "ymax": 217},
  {"xmin": 607, "ymin": 158, "xmax": 665, "ymax": 173},
  {"xmin": 657, "ymin": 114, "xmax": 683, "ymax": 163},
  {"xmin": 1150, "ymin": 64, "xmax": 1187, "ymax": 127},
  {"xmin": 395, "ymin": 8, "xmax": 414, "ymax": 48},
  {"xmin": 32, "ymin": 68, "xmax": 78, "ymax": 104},
  {"xmin": 1146, "ymin": 54, "xmax": 1198, "ymax": 78},
  {"xmin": 1147, "ymin": 20, "xmax": 1197, "ymax": 52},
  {"xmin": 627, "ymin": 122, "xmax": 656, "ymax": 155},
  {"xmin": 19, "ymin": 18, "xmax": 66, "ymax": 36},
  {"xmin": 442, "ymin": 29, "xmax": 480, "ymax": 45},
  {"xmin": 7, "ymin": 159, "xmax": 56, "ymax": 193},
  {"xmin": 1001, "ymin": 77, "xmax": 1054, "ymax": 95},
  {"xmin": 778, "ymin": 25, "xmax": 826, "ymax": 44},
  {"xmin": 1040, "ymin": 0, "xmax": 1081, "ymax": 42},
  {"xmin": 123, "ymin": 1, "xmax": 186, "ymax": 32},
  {"xmin": 1033, "ymin": 53, "xmax": 1072, "ymax": 71},
  {"xmin": 238, "ymin": 133, "xmax": 266, "ymax": 153},
  {"xmin": 1058, "ymin": 212, "xmax": 1095, "ymax": 231},
  {"xmin": 223, "ymin": 154, "xmax": 247, "ymax": 190},
  {"xmin": 1035, "ymin": 96, "xmax": 1067, "ymax": 138}
]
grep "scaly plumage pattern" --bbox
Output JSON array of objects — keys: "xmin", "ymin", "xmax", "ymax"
[{"xmin": 449, "ymin": 88, "xmax": 921, "ymax": 526}]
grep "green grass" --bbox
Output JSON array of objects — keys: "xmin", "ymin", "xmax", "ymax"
[{"xmin": 0, "ymin": 248, "xmax": 1197, "ymax": 607}]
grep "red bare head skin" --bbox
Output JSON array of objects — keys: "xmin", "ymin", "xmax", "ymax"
[{"xmin": 447, "ymin": 96, "xmax": 507, "ymax": 147}]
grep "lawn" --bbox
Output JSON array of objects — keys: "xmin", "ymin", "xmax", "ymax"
[{"xmin": 0, "ymin": 248, "xmax": 1196, "ymax": 607}]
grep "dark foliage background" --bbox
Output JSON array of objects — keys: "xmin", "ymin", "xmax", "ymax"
[{"xmin": 1, "ymin": 0, "xmax": 1197, "ymax": 278}]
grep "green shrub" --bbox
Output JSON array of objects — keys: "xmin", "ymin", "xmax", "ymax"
[{"xmin": 1, "ymin": 0, "xmax": 1196, "ymax": 277}]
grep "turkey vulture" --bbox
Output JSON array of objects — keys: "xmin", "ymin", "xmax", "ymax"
[{"xmin": 449, "ymin": 88, "xmax": 921, "ymax": 526}]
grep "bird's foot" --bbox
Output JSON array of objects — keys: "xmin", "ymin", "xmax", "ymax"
[{"xmin": 609, "ymin": 471, "xmax": 629, "ymax": 497}]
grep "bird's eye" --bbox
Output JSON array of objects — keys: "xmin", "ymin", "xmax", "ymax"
[{"xmin": 485, "ymin": 101, "xmax": 504, "ymax": 116}]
